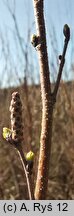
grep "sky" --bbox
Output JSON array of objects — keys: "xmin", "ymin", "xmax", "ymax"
[{"xmin": 0, "ymin": 0, "xmax": 74, "ymax": 87}]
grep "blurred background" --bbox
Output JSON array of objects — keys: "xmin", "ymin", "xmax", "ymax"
[{"xmin": 0, "ymin": 0, "xmax": 74, "ymax": 199}]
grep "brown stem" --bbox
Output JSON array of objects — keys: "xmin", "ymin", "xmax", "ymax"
[
  {"xmin": 33, "ymin": 0, "xmax": 51, "ymax": 94},
  {"xmin": 35, "ymin": 108, "xmax": 53, "ymax": 199},
  {"xmin": 33, "ymin": 0, "xmax": 53, "ymax": 199},
  {"xmin": 53, "ymin": 29, "xmax": 70, "ymax": 98},
  {"xmin": 17, "ymin": 145, "xmax": 34, "ymax": 200}
]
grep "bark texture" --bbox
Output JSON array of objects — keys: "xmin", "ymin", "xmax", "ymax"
[
  {"xmin": 33, "ymin": 0, "xmax": 70, "ymax": 200},
  {"xmin": 33, "ymin": 0, "xmax": 53, "ymax": 199}
]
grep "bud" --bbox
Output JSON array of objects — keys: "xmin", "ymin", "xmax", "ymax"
[
  {"xmin": 59, "ymin": 55, "xmax": 62, "ymax": 60},
  {"xmin": 26, "ymin": 151, "xmax": 35, "ymax": 161},
  {"xmin": 63, "ymin": 24, "xmax": 70, "ymax": 40},
  {"xmin": 3, "ymin": 127, "xmax": 12, "ymax": 140},
  {"xmin": 31, "ymin": 34, "xmax": 39, "ymax": 47},
  {"xmin": 25, "ymin": 151, "xmax": 34, "ymax": 175}
]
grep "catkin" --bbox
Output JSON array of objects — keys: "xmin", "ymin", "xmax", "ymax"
[{"xmin": 9, "ymin": 92, "xmax": 23, "ymax": 146}]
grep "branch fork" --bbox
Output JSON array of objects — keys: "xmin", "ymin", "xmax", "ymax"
[{"xmin": 32, "ymin": 0, "xmax": 70, "ymax": 200}]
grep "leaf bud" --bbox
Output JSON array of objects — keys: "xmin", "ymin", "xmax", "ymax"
[
  {"xmin": 63, "ymin": 24, "xmax": 70, "ymax": 40},
  {"xmin": 31, "ymin": 34, "xmax": 39, "ymax": 47}
]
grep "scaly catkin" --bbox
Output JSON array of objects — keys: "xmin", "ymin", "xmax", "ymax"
[{"xmin": 9, "ymin": 92, "xmax": 23, "ymax": 146}]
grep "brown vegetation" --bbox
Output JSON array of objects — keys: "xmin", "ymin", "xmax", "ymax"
[{"xmin": 0, "ymin": 81, "xmax": 74, "ymax": 199}]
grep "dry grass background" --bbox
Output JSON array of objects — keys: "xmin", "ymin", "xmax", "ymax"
[{"xmin": 0, "ymin": 81, "xmax": 74, "ymax": 199}]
